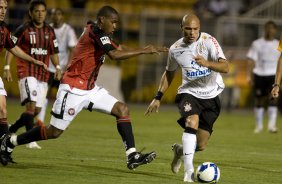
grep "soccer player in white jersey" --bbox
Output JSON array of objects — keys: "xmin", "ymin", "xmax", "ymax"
[
  {"xmin": 271, "ymin": 33, "xmax": 282, "ymax": 108},
  {"xmin": 247, "ymin": 21, "xmax": 280, "ymax": 133},
  {"xmin": 37, "ymin": 8, "xmax": 77, "ymax": 123},
  {"xmin": 145, "ymin": 14, "xmax": 229, "ymax": 182}
]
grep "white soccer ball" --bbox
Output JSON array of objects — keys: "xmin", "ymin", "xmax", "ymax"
[{"xmin": 195, "ymin": 162, "xmax": 220, "ymax": 183}]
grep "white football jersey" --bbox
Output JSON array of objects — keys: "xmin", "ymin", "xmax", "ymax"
[
  {"xmin": 49, "ymin": 23, "xmax": 77, "ymax": 73},
  {"xmin": 166, "ymin": 32, "xmax": 226, "ymax": 99},
  {"xmin": 247, "ymin": 37, "xmax": 280, "ymax": 76}
]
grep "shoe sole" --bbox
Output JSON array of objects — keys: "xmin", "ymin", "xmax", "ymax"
[
  {"xmin": 0, "ymin": 154, "xmax": 8, "ymax": 166},
  {"xmin": 128, "ymin": 152, "xmax": 157, "ymax": 170}
]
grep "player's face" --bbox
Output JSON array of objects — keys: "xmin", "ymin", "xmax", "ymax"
[
  {"xmin": 182, "ymin": 19, "xmax": 200, "ymax": 44},
  {"xmin": 51, "ymin": 10, "xmax": 63, "ymax": 26},
  {"xmin": 0, "ymin": 0, "xmax": 7, "ymax": 22},
  {"xmin": 30, "ymin": 4, "xmax": 46, "ymax": 27},
  {"xmin": 265, "ymin": 24, "xmax": 277, "ymax": 39},
  {"xmin": 100, "ymin": 13, "xmax": 119, "ymax": 35}
]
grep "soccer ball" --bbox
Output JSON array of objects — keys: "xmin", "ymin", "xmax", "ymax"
[{"xmin": 195, "ymin": 162, "xmax": 220, "ymax": 183}]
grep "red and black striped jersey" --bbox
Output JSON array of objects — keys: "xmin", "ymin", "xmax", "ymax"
[
  {"xmin": 0, "ymin": 21, "xmax": 15, "ymax": 52},
  {"xmin": 62, "ymin": 21, "xmax": 118, "ymax": 90},
  {"xmin": 12, "ymin": 21, "xmax": 59, "ymax": 82}
]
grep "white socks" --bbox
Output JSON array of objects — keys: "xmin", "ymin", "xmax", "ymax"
[
  {"xmin": 182, "ymin": 132, "xmax": 196, "ymax": 180},
  {"xmin": 267, "ymin": 106, "xmax": 277, "ymax": 130},
  {"xmin": 126, "ymin": 147, "xmax": 136, "ymax": 157},
  {"xmin": 254, "ymin": 107, "xmax": 264, "ymax": 130},
  {"xmin": 37, "ymin": 98, "xmax": 48, "ymax": 122}
]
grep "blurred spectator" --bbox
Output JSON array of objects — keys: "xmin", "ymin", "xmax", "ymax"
[
  {"xmin": 207, "ymin": 0, "xmax": 228, "ymax": 17},
  {"xmin": 9, "ymin": 0, "xmax": 29, "ymax": 31},
  {"xmin": 69, "ymin": 0, "xmax": 88, "ymax": 9}
]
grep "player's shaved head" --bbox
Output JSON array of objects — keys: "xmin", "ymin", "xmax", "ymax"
[
  {"xmin": 181, "ymin": 14, "xmax": 200, "ymax": 27},
  {"xmin": 181, "ymin": 13, "xmax": 200, "ymax": 44}
]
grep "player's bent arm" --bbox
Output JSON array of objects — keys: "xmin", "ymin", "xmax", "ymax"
[{"xmin": 206, "ymin": 58, "xmax": 229, "ymax": 73}]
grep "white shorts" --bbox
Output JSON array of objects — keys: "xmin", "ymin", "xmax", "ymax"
[
  {"xmin": 0, "ymin": 77, "xmax": 7, "ymax": 96},
  {"xmin": 18, "ymin": 77, "xmax": 48, "ymax": 108},
  {"xmin": 50, "ymin": 84, "xmax": 119, "ymax": 130}
]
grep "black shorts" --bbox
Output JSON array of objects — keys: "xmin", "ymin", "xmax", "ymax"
[
  {"xmin": 253, "ymin": 74, "xmax": 275, "ymax": 97},
  {"xmin": 48, "ymin": 72, "xmax": 60, "ymax": 89},
  {"xmin": 175, "ymin": 93, "xmax": 221, "ymax": 134}
]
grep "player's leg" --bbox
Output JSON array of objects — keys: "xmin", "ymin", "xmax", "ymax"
[
  {"xmin": 0, "ymin": 78, "xmax": 8, "ymax": 138},
  {"xmin": 253, "ymin": 74, "xmax": 265, "ymax": 133},
  {"xmin": 268, "ymin": 96, "xmax": 278, "ymax": 133},
  {"xmin": 0, "ymin": 84, "xmax": 77, "ymax": 166},
  {"xmin": 174, "ymin": 94, "xmax": 199, "ymax": 182},
  {"xmin": 266, "ymin": 75, "xmax": 278, "ymax": 133},
  {"xmin": 90, "ymin": 86, "xmax": 156, "ymax": 169},
  {"xmin": 9, "ymin": 77, "xmax": 38, "ymax": 133},
  {"xmin": 37, "ymin": 72, "xmax": 56, "ymax": 122},
  {"xmin": 0, "ymin": 95, "xmax": 8, "ymax": 138}
]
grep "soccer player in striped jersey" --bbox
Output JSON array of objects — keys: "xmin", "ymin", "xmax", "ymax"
[
  {"xmin": 0, "ymin": 6, "xmax": 167, "ymax": 169},
  {"xmin": 37, "ymin": 8, "xmax": 78, "ymax": 123},
  {"xmin": 145, "ymin": 14, "xmax": 229, "ymax": 182},
  {"xmin": 4, "ymin": 0, "xmax": 61, "ymax": 149},
  {"xmin": 0, "ymin": 0, "xmax": 46, "ymax": 154}
]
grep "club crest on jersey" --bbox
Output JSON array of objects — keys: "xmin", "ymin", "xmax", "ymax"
[
  {"xmin": 183, "ymin": 102, "xmax": 192, "ymax": 112},
  {"xmin": 100, "ymin": 36, "xmax": 111, "ymax": 45},
  {"xmin": 68, "ymin": 108, "xmax": 75, "ymax": 116},
  {"xmin": 11, "ymin": 35, "xmax": 18, "ymax": 44},
  {"xmin": 32, "ymin": 90, "xmax": 37, "ymax": 96},
  {"xmin": 44, "ymin": 34, "xmax": 49, "ymax": 39}
]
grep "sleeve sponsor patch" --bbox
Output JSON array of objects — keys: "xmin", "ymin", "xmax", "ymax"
[
  {"xmin": 100, "ymin": 36, "xmax": 111, "ymax": 45},
  {"xmin": 11, "ymin": 35, "xmax": 18, "ymax": 44},
  {"xmin": 53, "ymin": 39, "xmax": 58, "ymax": 47}
]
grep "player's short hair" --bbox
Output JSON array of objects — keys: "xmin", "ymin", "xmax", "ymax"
[
  {"xmin": 51, "ymin": 8, "xmax": 64, "ymax": 15},
  {"xmin": 29, "ymin": 0, "xmax": 47, "ymax": 12},
  {"xmin": 265, "ymin": 20, "xmax": 277, "ymax": 29},
  {"xmin": 97, "ymin": 6, "xmax": 118, "ymax": 18}
]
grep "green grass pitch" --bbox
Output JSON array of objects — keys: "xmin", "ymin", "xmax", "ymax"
[{"xmin": 1, "ymin": 100, "xmax": 282, "ymax": 183}]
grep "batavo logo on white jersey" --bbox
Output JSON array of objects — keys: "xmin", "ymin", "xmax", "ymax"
[{"xmin": 31, "ymin": 48, "xmax": 47, "ymax": 55}]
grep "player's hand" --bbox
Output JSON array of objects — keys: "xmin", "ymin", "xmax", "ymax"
[
  {"xmin": 143, "ymin": 45, "xmax": 168, "ymax": 55},
  {"xmin": 33, "ymin": 59, "xmax": 48, "ymax": 70},
  {"xmin": 145, "ymin": 99, "xmax": 161, "ymax": 116},
  {"xmin": 54, "ymin": 68, "xmax": 62, "ymax": 81},
  {"xmin": 194, "ymin": 55, "xmax": 209, "ymax": 67},
  {"xmin": 271, "ymin": 86, "xmax": 280, "ymax": 98},
  {"xmin": 3, "ymin": 69, "xmax": 13, "ymax": 82}
]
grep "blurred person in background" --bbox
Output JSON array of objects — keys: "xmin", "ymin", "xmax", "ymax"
[
  {"xmin": 145, "ymin": 13, "xmax": 229, "ymax": 182},
  {"xmin": 0, "ymin": 0, "xmax": 46, "ymax": 145},
  {"xmin": 0, "ymin": 5, "xmax": 168, "ymax": 169},
  {"xmin": 4, "ymin": 0, "xmax": 61, "ymax": 149},
  {"xmin": 37, "ymin": 8, "xmax": 77, "ymax": 123},
  {"xmin": 247, "ymin": 21, "xmax": 280, "ymax": 133}
]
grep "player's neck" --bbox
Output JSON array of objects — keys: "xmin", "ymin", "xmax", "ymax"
[
  {"xmin": 53, "ymin": 22, "xmax": 63, "ymax": 28},
  {"xmin": 33, "ymin": 22, "xmax": 44, "ymax": 28}
]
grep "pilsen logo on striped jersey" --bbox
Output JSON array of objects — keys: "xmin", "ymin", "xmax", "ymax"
[{"xmin": 31, "ymin": 48, "xmax": 48, "ymax": 55}]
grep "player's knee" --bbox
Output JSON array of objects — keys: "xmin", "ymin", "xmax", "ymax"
[
  {"xmin": 47, "ymin": 126, "xmax": 63, "ymax": 139},
  {"xmin": 116, "ymin": 103, "xmax": 129, "ymax": 117},
  {"xmin": 0, "ymin": 107, "xmax": 7, "ymax": 118}
]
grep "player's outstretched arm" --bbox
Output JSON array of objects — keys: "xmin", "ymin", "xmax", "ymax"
[
  {"xmin": 145, "ymin": 70, "xmax": 175, "ymax": 116},
  {"xmin": 108, "ymin": 45, "xmax": 168, "ymax": 60},
  {"xmin": 7, "ymin": 46, "xmax": 48, "ymax": 70},
  {"xmin": 271, "ymin": 54, "xmax": 282, "ymax": 98},
  {"xmin": 50, "ymin": 54, "xmax": 62, "ymax": 81}
]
